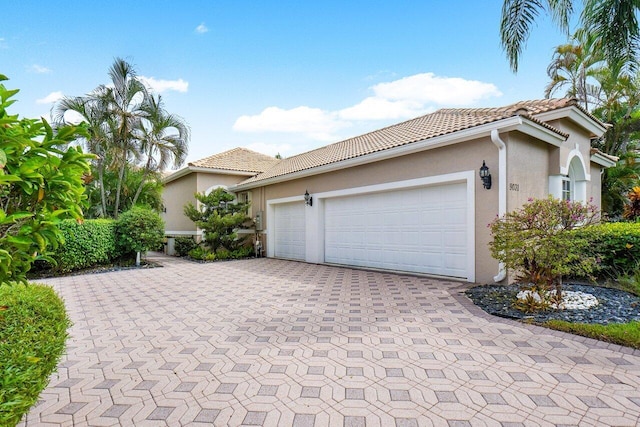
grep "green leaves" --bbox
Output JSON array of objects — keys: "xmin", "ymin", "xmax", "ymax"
[
  {"xmin": 0, "ymin": 77, "xmax": 93, "ymax": 284},
  {"xmin": 489, "ymin": 197, "xmax": 600, "ymax": 287},
  {"xmin": 183, "ymin": 188, "xmax": 252, "ymax": 253}
]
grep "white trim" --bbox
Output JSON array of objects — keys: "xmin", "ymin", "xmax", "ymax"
[
  {"xmin": 267, "ymin": 171, "xmax": 476, "ymax": 282},
  {"xmin": 163, "ymin": 166, "xmax": 255, "ymax": 184},
  {"xmin": 231, "ymin": 116, "xmax": 566, "ymax": 192},
  {"xmin": 164, "ymin": 230, "xmax": 203, "ymax": 236},
  {"xmin": 560, "ymin": 149, "xmax": 591, "ymax": 181},
  {"xmin": 591, "ymin": 152, "xmax": 617, "ymax": 168},
  {"xmin": 534, "ymin": 106, "xmax": 607, "ymax": 137}
]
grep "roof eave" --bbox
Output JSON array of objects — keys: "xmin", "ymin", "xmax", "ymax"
[
  {"xmin": 533, "ymin": 106, "xmax": 607, "ymax": 138},
  {"xmin": 163, "ymin": 166, "xmax": 256, "ymax": 184},
  {"xmin": 590, "ymin": 153, "xmax": 617, "ymax": 168},
  {"xmin": 231, "ymin": 116, "xmax": 566, "ymax": 192}
]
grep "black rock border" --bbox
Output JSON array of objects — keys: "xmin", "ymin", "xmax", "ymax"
[{"xmin": 466, "ymin": 283, "xmax": 640, "ymax": 325}]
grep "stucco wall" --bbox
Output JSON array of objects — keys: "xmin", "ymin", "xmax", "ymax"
[
  {"xmin": 505, "ymin": 132, "xmax": 550, "ymax": 208},
  {"xmin": 163, "ymin": 172, "xmax": 251, "ymax": 234},
  {"xmin": 162, "ymin": 173, "xmax": 198, "ymax": 233},
  {"xmin": 246, "ymin": 137, "xmax": 502, "ymax": 284},
  {"xmin": 590, "ymin": 163, "xmax": 603, "ymax": 210}
]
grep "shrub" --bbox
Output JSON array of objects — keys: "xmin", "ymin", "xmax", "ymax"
[
  {"xmin": 187, "ymin": 246, "xmax": 207, "ymax": 260},
  {"xmin": 174, "ymin": 236, "xmax": 198, "ymax": 257},
  {"xmin": 115, "ymin": 207, "xmax": 164, "ymax": 261},
  {"xmin": 0, "ymin": 76, "xmax": 92, "ymax": 284},
  {"xmin": 489, "ymin": 197, "xmax": 599, "ymax": 292},
  {"xmin": 183, "ymin": 188, "xmax": 252, "ymax": 253},
  {"xmin": 623, "ymin": 187, "xmax": 640, "ymax": 220},
  {"xmin": 51, "ymin": 219, "xmax": 117, "ymax": 272},
  {"xmin": 572, "ymin": 222, "xmax": 640, "ymax": 279},
  {"xmin": 0, "ymin": 283, "xmax": 70, "ymax": 425}
]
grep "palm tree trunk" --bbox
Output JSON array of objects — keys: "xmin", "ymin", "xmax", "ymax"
[
  {"xmin": 97, "ymin": 161, "xmax": 107, "ymax": 217},
  {"xmin": 131, "ymin": 157, "xmax": 152, "ymax": 207},
  {"xmin": 113, "ymin": 151, "xmax": 127, "ymax": 219}
]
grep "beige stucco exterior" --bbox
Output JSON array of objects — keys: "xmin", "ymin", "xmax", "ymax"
[
  {"xmin": 162, "ymin": 170, "xmax": 252, "ymax": 236},
  {"xmin": 235, "ymin": 115, "xmax": 609, "ymax": 285},
  {"xmin": 163, "ymin": 103, "xmax": 612, "ymax": 284}
]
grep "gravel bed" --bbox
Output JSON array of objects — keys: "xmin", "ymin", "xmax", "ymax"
[{"xmin": 466, "ymin": 283, "xmax": 640, "ymax": 325}]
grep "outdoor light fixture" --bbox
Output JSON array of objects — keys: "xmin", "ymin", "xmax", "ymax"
[
  {"xmin": 219, "ymin": 200, "xmax": 228, "ymax": 210},
  {"xmin": 304, "ymin": 190, "xmax": 313, "ymax": 206},
  {"xmin": 479, "ymin": 160, "xmax": 492, "ymax": 190}
]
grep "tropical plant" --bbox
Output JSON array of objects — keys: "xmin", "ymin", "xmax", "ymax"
[
  {"xmin": 0, "ymin": 75, "xmax": 92, "ymax": 284},
  {"xmin": 500, "ymin": 0, "xmax": 640, "ymax": 73},
  {"xmin": 55, "ymin": 58, "xmax": 189, "ymax": 219},
  {"xmin": 545, "ymin": 30, "xmax": 603, "ymax": 110},
  {"xmin": 183, "ymin": 188, "xmax": 253, "ymax": 253},
  {"xmin": 624, "ymin": 186, "xmax": 640, "ymax": 220},
  {"xmin": 489, "ymin": 197, "xmax": 600, "ymax": 296}
]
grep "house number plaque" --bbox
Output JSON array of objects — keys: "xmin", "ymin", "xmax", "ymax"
[{"xmin": 509, "ymin": 183, "xmax": 520, "ymax": 191}]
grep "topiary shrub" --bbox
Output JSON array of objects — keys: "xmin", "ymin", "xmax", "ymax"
[
  {"xmin": 572, "ymin": 222, "xmax": 640, "ymax": 279},
  {"xmin": 174, "ymin": 236, "xmax": 198, "ymax": 257},
  {"xmin": 51, "ymin": 219, "xmax": 117, "ymax": 273},
  {"xmin": 0, "ymin": 283, "xmax": 70, "ymax": 425},
  {"xmin": 115, "ymin": 207, "xmax": 164, "ymax": 265}
]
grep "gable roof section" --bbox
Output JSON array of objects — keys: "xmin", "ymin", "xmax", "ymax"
[
  {"xmin": 189, "ymin": 147, "xmax": 281, "ymax": 173},
  {"xmin": 164, "ymin": 147, "xmax": 280, "ymax": 184},
  {"xmin": 235, "ymin": 98, "xmax": 598, "ymax": 188}
]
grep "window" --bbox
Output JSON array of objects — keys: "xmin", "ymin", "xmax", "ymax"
[
  {"xmin": 561, "ymin": 176, "xmax": 571, "ymax": 201},
  {"xmin": 237, "ymin": 192, "xmax": 249, "ymax": 204}
]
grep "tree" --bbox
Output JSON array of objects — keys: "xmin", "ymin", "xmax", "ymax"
[
  {"xmin": 0, "ymin": 75, "xmax": 93, "ymax": 283},
  {"xmin": 500, "ymin": 0, "xmax": 640, "ymax": 73},
  {"xmin": 132, "ymin": 94, "xmax": 189, "ymax": 206},
  {"xmin": 183, "ymin": 188, "xmax": 252, "ymax": 253},
  {"xmin": 489, "ymin": 197, "xmax": 599, "ymax": 295},
  {"xmin": 545, "ymin": 30, "xmax": 603, "ymax": 110}
]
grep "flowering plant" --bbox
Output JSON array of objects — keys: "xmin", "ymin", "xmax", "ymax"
[{"xmin": 489, "ymin": 196, "xmax": 600, "ymax": 295}]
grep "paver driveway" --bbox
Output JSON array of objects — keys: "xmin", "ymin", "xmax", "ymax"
[{"xmin": 20, "ymin": 254, "xmax": 640, "ymax": 426}]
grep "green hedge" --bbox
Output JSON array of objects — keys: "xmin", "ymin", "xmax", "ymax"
[
  {"xmin": 0, "ymin": 283, "xmax": 70, "ymax": 426},
  {"xmin": 53, "ymin": 219, "xmax": 117, "ymax": 273},
  {"xmin": 573, "ymin": 222, "xmax": 640, "ymax": 279}
]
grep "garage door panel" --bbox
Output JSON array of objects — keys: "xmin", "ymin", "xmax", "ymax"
[
  {"xmin": 325, "ymin": 182, "xmax": 468, "ymax": 278},
  {"xmin": 274, "ymin": 202, "xmax": 305, "ymax": 261}
]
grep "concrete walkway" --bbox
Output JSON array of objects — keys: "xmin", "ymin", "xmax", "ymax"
[{"xmin": 20, "ymin": 254, "xmax": 640, "ymax": 426}]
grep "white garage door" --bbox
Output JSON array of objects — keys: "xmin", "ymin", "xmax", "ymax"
[
  {"xmin": 324, "ymin": 183, "xmax": 468, "ymax": 278},
  {"xmin": 273, "ymin": 202, "xmax": 306, "ymax": 261}
]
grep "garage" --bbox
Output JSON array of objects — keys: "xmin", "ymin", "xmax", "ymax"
[
  {"xmin": 273, "ymin": 201, "xmax": 306, "ymax": 261},
  {"xmin": 324, "ymin": 182, "xmax": 468, "ymax": 278}
]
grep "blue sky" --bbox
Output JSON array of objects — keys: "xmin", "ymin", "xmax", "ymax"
[{"xmin": 1, "ymin": 1, "xmax": 573, "ymax": 166}]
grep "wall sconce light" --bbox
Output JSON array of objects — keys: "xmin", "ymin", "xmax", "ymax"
[
  {"xmin": 304, "ymin": 190, "xmax": 313, "ymax": 206},
  {"xmin": 479, "ymin": 160, "xmax": 492, "ymax": 190},
  {"xmin": 161, "ymin": 204, "xmax": 167, "ymax": 213}
]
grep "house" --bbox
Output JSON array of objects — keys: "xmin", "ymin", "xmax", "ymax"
[
  {"xmin": 161, "ymin": 147, "xmax": 281, "ymax": 251},
  {"xmin": 165, "ymin": 99, "xmax": 616, "ymax": 283}
]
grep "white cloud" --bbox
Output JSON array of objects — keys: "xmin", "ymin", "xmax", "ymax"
[
  {"xmin": 195, "ymin": 23, "xmax": 209, "ymax": 34},
  {"xmin": 371, "ymin": 72, "xmax": 502, "ymax": 105},
  {"xmin": 233, "ymin": 72, "xmax": 502, "ymax": 142},
  {"xmin": 234, "ymin": 106, "xmax": 349, "ymax": 141},
  {"xmin": 138, "ymin": 76, "xmax": 189, "ymax": 93},
  {"xmin": 28, "ymin": 64, "xmax": 51, "ymax": 74},
  {"xmin": 36, "ymin": 91, "xmax": 63, "ymax": 104}
]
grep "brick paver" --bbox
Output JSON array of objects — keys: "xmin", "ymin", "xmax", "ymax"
[{"xmin": 19, "ymin": 254, "xmax": 640, "ymax": 426}]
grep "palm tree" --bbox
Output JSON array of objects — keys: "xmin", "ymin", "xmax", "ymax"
[
  {"xmin": 545, "ymin": 30, "xmax": 603, "ymax": 110},
  {"xmin": 131, "ymin": 94, "xmax": 190, "ymax": 206},
  {"xmin": 55, "ymin": 58, "xmax": 148, "ymax": 218},
  {"xmin": 99, "ymin": 58, "xmax": 148, "ymax": 218},
  {"xmin": 500, "ymin": 0, "xmax": 640, "ymax": 73}
]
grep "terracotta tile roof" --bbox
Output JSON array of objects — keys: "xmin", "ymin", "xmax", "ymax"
[
  {"xmin": 189, "ymin": 147, "xmax": 280, "ymax": 173},
  {"xmin": 238, "ymin": 98, "xmax": 597, "ymax": 185}
]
